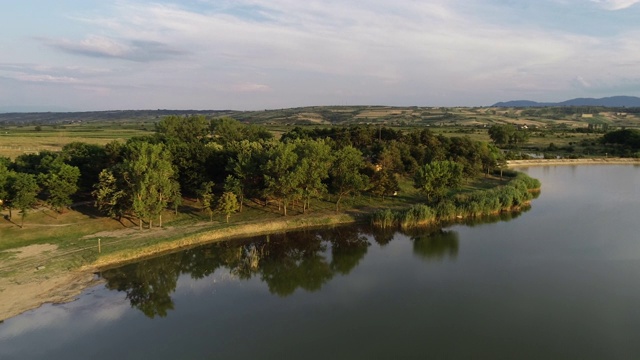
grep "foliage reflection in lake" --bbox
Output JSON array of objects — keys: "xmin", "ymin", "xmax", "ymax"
[{"xmin": 100, "ymin": 206, "xmax": 533, "ymax": 319}]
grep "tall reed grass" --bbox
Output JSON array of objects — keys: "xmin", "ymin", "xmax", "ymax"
[{"xmin": 371, "ymin": 172, "xmax": 541, "ymax": 229}]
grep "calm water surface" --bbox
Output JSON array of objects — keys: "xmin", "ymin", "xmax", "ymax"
[{"xmin": 2, "ymin": 165, "xmax": 640, "ymax": 359}]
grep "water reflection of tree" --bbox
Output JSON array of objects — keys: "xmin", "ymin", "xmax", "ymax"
[
  {"xmin": 259, "ymin": 231, "xmax": 332, "ymax": 296},
  {"xmin": 100, "ymin": 227, "xmax": 370, "ymax": 317},
  {"xmin": 101, "ymin": 207, "xmax": 532, "ymax": 318},
  {"xmin": 368, "ymin": 227, "xmax": 395, "ymax": 247},
  {"xmin": 324, "ymin": 226, "xmax": 370, "ymax": 275},
  {"xmin": 103, "ymin": 255, "xmax": 182, "ymax": 318},
  {"xmin": 409, "ymin": 230, "xmax": 459, "ymax": 261}
]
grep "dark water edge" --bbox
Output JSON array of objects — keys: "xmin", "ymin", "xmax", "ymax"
[{"xmin": 2, "ymin": 165, "xmax": 640, "ymax": 360}]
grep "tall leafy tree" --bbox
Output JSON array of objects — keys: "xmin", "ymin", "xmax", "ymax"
[
  {"xmin": 200, "ymin": 181, "xmax": 216, "ymax": 222},
  {"xmin": 217, "ymin": 191, "xmax": 239, "ymax": 223},
  {"xmin": 61, "ymin": 142, "xmax": 108, "ymax": 193},
  {"xmin": 0, "ymin": 162, "xmax": 9, "ymax": 209},
  {"xmin": 292, "ymin": 139, "xmax": 333, "ymax": 213},
  {"xmin": 225, "ymin": 140, "xmax": 266, "ymax": 210},
  {"xmin": 124, "ymin": 142, "xmax": 179, "ymax": 229},
  {"xmin": 39, "ymin": 163, "xmax": 80, "ymax": 213},
  {"xmin": 263, "ymin": 142, "xmax": 302, "ymax": 216},
  {"xmin": 7, "ymin": 172, "xmax": 39, "ymax": 228},
  {"xmin": 370, "ymin": 169, "xmax": 399, "ymax": 200},
  {"xmin": 93, "ymin": 167, "xmax": 129, "ymax": 221},
  {"xmin": 413, "ymin": 160, "xmax": 464, "ymax": 202},
  {"xmin": 329, "ymin": 146, "xmax": 368, "ymax": 212},
  {"xmin": 210, "ymin": 117, "xmax": 272, "ymax": 146},
  {"xmin": 156, "ymin": 115, "xmax": 212, "ymax": 196}
]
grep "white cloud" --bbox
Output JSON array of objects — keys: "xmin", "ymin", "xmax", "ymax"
[
  {"xmin": 233, "ymin": 83, "xmax": 271, "ymax": 92},
  {"xmin": 591, "ymin": 0, "xmax": 640, "ymax": 10},
  {"xmin": 4, "ymin": 0, "xmax": 640, "ymax": 109}
]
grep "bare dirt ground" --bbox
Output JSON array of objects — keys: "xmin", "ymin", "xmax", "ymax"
[{"xmin": 0, "ymin": 244, "xmax": 101, "ymax": 321}]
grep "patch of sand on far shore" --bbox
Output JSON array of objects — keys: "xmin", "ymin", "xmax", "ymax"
[{"xmin": 508, "ymin": 158, "xmax": 640, "ymax": 167}]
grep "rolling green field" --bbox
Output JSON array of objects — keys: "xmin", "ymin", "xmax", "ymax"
[
  {"xmin": 2, "ymin": 105, "xmax": 636, "ymax": 159},
  {"xmin": 0, "ymin": 122, "xmax": 156, "ymax": 159}
]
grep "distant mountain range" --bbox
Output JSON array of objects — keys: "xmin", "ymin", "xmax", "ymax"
[{"xmin": 492, "ymin": 96, "xmax": 640, "ymax": 108}]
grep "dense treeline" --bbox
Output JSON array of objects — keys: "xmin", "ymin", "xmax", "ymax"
[
  {"xmin": 0, "ymin": 115, "xmax": 510, "ymax": 229},
  {"xmin": 601, "ymin": 129, "xmax": 640, "ymax": 154}
]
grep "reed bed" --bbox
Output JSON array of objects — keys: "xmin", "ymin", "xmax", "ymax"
[{"xmin": 371, "ymin": 172, "xmax": 540, "ymax": 229}]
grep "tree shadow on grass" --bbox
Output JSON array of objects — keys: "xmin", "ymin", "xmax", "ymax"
[
  {"xmin": 3, "ymin": 214, "xmax": 21, "ymax": 228},
  {"xmin": 68, "ymin": 203, "xmax": 102, "ymax": 219}
]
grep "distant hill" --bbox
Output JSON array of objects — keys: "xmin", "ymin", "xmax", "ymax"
[
  {"xmin": 0, "ymin": 109, "xmax": 235, "ymax": 124},
  {"xmin": 493, "ymin": 96, "xmax": 640, "ymax": 108}
]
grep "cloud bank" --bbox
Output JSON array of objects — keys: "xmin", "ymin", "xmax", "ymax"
[{"xmin": 1, "ymin": 0, "xmax": 639, "ymax": 110}]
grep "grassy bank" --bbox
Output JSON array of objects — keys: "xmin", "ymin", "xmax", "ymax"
[{"xmin": 90, "ymin": 213, "xmax": 356, "ymax": 270}]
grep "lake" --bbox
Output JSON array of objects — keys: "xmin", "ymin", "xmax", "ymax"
[{"xmin": 2, "ymin": 165, "xmax": 640, "ymax": 359}]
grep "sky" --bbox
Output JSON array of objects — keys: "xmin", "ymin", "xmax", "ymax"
[{"xmin": 1, "ymin": 0, "xmax": 640, "ymax": 111}]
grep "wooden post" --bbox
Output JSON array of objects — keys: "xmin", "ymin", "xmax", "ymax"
[{"xmin": 98, "ymin": 238, "xmax": 101, "ymax": 253}]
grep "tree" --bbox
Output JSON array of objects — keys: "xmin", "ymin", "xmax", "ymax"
[
  {"xmin": 413, "ymin": 160, "xmax": 464, "ymax": 202},
  {"xmin": 39, "ymin": 163, "xmax": 80, "ymax": 213},
  {"xmin": 210, "ymin": 117, "xmax": 272, "ymax": 145},
  {"xmin": 200, "ymin": 181, "xmax": 215, "ymax": 222},
  {"xmin": 124, "ymin": 142, "xmax": 179, "ymax": 229},
  {"xmin": 370, "ymin": 169, "xmax": 399, "ymax": 200},
  {"xmin": 262, "ymin": 142, "xmax": 302, "ymax": 216},
  {"xmin": 479, "ymin": 143, "xmax": 506, "ymax": 177},
  {"xmin": 61, "ymin": 142, "xmax": 108, "ymax": 193},
  {"xmin": 223, "ymin": 175, "xmax": 243, "ymax": 212},
  {"xmin": 155, "ymin": 115, "xmax": 209, "ymax": 142},
  {"xmin": 292, "ymin": 139, "xmax": 333, "ymax": 213},
  {"xmin": 7, "ymin": 172, "xmax": 39, "ymax": 228},
  {"xmin": 156, "ymin": 115, "xmax": 213, "ymax": 195},
  {"xmin": 93, "ymin": 168, "xmax": 129, "ymax": 221},
  {"xmin": 488, "ymin": 125, "xmax": 514, "ymax": 147},
  {"xmin": 217, "ymin": 191, "xmax": 239, "ymax": 223},
  {"xmin": 226, "ymin": 140, "xmax": 267, "ymax": 209},
  {"xmin": 0, "ymin": 162, "xmax": 9, "ymax": 210},
  {"xmin": 329, "ymin": 146, "xmax": 368, "ymax": 212}
]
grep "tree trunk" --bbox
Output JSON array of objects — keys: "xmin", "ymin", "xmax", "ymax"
[
  {"xmin": 139, "ymin": 218, "xmax": 142, "ymax": 230},
  {"xmin": 226, "ymin": 214, "xmax": 230, "ymax": 223},
  {"xmin": 283, "ymin": 202, "xmax": 287, "ymax": 216},
  {"xmin": 149, "ymin": 219, "xmax": 153, "ymax": 229},
  {"xmin": 159, "ymin": 214, "xmax": 162, "ymax": 228}
]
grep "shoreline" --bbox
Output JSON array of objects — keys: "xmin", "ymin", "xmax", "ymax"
[
  {"xmin": 508, "ymin": 157, "xmax": 640, "ymax": 167},
  {"xmin": 0, "ymin": 213, "xmax": 358, "ymax": 321},
  {"xmin": 0, "ymin": 161, "xmax": 633, "ymax": 321}
]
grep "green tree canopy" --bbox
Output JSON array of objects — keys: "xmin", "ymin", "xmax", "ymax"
[
  {"xmin": 124, "ymin": 142, "xmax": 180, "ymax": 229},
  {"xmin": 39, "ymin": 162, "xmax": 80, "ymax": 213},
  {"xmin": 413, "ymin": 160, "xmax": 464, "ymax": 202},
  {"xmin": 217, "ymin": 191, "xmax": 239, "ymax": 223},
  {"xmin": 329, "ymin": 146, "xmax": 368, "ymax": 212},
  {"xmin": 7, "ymin": 172, "xmax": 39, "ymax": 228},
  {"xmin": 262, "ymin": 142, "xmax": 302, "ymax": 216}
]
